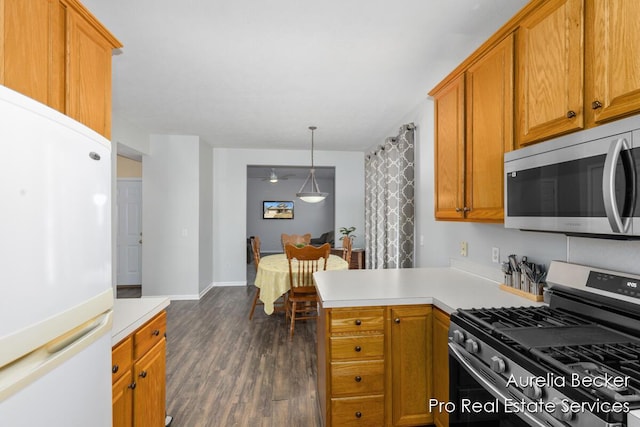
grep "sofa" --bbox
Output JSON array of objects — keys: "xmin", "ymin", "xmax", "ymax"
[{"xmin": 310, "ymin": 230, "xmax": 334, "ymax": 247}]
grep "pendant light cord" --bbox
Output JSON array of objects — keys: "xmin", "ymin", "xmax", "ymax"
[{"xmin": 309, "ymin": 125, "xmax": 316, "ymax": 168}]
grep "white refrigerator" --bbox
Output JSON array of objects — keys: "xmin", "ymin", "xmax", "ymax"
[{"xmin": 0, "ymin": 85, "xmax": 113, "ymax": 426}]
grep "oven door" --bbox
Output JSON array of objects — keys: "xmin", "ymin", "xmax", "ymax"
[
  {"xmin": 448, "ymin": 343, "xmax": 565, "ymax": 427},
  {"xmin": 504, "ymin": 131, "xmax": 640, "ymax": 237}
]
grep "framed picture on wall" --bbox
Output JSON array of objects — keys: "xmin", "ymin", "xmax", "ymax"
[{"xmin": 263, "ymin": 201, "xmax": 294, "ymax": 219}]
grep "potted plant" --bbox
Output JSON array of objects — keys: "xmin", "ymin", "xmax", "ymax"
[{"xmin": 338, "ymin": 226, "xmax": 356, "ymax": 241}]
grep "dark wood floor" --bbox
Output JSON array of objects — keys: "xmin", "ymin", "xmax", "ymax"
[{"xmin": 164, "ymin": 285, "xmax": 321, "ymax": 427}]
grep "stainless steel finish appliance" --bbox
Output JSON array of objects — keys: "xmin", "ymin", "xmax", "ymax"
[
  {"xmin": 504, "ymin": 115, "xmax": 640, "ymax": 238},
  {"xmin": 448, "ymin": 261, "xmax": 640, "ymax": 426}
]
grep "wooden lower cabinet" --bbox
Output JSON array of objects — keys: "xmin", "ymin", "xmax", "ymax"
[
  {"xmin": 318, "ymin": 304, "xmax": 435, "ymax": 427},
  {"xmin": 432, "ymin": 309, "xmax": 450, "ymax": 427},
  {"xmin": 388, "ymin": 305, "xmax": 433, "ymax": 426},
  {"xmin": 112, "ymin": 311, "xmax": 167, "ymax": 427}
]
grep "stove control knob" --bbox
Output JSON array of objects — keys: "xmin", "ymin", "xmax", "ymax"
[
  {"xmin": 490, "ymin": 356, "xmax": 506, "ymax": 373},
  {"xmin": 551, "ymin": 398, "xmax": 574, "ymax": 422},
  {"xmin": 464, "ymin": 339, "xmax": 479, "ymax": 354},
  {"xmin": 452, "ymin": 330, "xmax": 465, "ymax": 344},
  {"xmin": 523, "ymin": 383, "xmax": 542, "ymax": 400}
]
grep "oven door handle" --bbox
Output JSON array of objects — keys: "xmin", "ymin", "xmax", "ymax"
[
  {"xmin": 449, "ymin": 343, "xmax": 560, "ymax": 427},
  {"xmin": 603, "ymin": 137, "xmax": 635, "ymax": 233}
]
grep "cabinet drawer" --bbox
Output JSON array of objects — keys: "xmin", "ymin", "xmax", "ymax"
[
  {"xmin": 330, "ymin": 308, "xmax": 384, "ymax": 334},
  {"xmin": 112, "ymin": 336, "xmax": 132, "ymax": 383},
  {"xmin": 134, "ymin": 311, "xmax": 167, "ymax": 359},
  {"xmin": 330, "ymin": 335, "xmax": 384, "ymax": 360},
  {"xmin": 331, "ymin": 395, "xmax": 384, "ymax": 427},
  {"xmin": 331, "ymin": 361, "xmax": 384, "ymax": 396}
]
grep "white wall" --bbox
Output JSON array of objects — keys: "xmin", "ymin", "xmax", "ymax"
[
  {"xmin": 247, "ymin": 175, "xmax": 335, "ymax": 253},
  {"xmin": 398, "ymin": 97, "xmax": 640, "ymax": 277},
  {"xmin": 213, "ymin": 148, "xmax": 364, "ymax": 285},
  {"xmin": 142, "ymin": 135, "xmax": 201, "ymax": 298}
]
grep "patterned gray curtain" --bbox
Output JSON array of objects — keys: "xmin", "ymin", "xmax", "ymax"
[{"xmin": 365, "ymin": 124, "xmax": 415, "ymax": 269}]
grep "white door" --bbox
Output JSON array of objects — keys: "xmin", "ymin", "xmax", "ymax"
[{"xmin": 117, "ymin": 179, "xmax": 142, "ymax": 285}]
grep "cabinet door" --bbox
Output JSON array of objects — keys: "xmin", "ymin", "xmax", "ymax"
[
  {"xmin": 465, "ymin": 34, "xmax": 514, "ymax": 221},
  {"xmin": 516, "ymin": 0, "xmax": 584, "ymax": 146},
  {"xmin": 434, "ymin": 75, "xmax": 465, "ymax": 220},
  {"xmin": 66, "ymin": 6, "xmax": 114, "ymax": 138},
  {"xmin": 586, "ymin": 0, "xmax": 640, "ymax": 125},
  {"xmin": 0, "ymin": 0, "xmax": 63, "ymax": 109},
  {"xmin": 133, "ymin": 339, "xmax": 166, "ymax": 427},
  {"xmin": 389, "ymin": 305, "xmax": 432, "ymax": 426},
  {"xmin": 432, "ymin": 309, "xmax": 450, "ymax": 427},
  {"xmin": 113, "ymin": 370, "xmax": 134, "ymax": 427}
]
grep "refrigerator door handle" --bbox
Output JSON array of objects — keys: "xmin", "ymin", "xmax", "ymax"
[{"xmin": 0, "ymin": 310, "xmax": 112, "ymax": 402}]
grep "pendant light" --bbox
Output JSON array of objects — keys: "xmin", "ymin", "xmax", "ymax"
[{"xmin": 296, "ymin": 126, "xmax": 328, "ymax": 203}]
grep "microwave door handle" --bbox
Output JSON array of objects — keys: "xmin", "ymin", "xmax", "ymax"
[{"xmin": 603, "ymin": 138, "xmax": 632, "ymax": 233}]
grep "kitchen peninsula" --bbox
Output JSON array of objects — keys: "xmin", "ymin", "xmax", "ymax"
[
  {"xmin": 314, "ymin": 267, "xmax": 541, "ymax": 427},
  {"xmin": 112, "ymin": 297, "xmax": 170, "ymax": 427}
]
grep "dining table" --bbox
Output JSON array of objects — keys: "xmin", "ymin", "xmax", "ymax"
[{"xmin": 255, "ymin": 253, "xmax": 349, "ymax": 314}]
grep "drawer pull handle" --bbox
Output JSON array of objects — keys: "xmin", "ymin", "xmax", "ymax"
[
  {"xmin": 152, "ymin": 329, "xmax": 160, "ymax": 336},
  {"xmin": 355, "ymin": 411, "xmax": 362, "ymax": 418},
  {"xmin": 394, "ymin": 318, "xmax": 400, "ymax": 324},
  {"xmin": 139, "ymin": 370, "xmax": 147, "ymax": 378},
  {"xmin": 128, "ymin": 382, "xmax": 136, "ymax": 390},
  {"xmin": 355, "ymin": 376, "xmax": 362, "ymax": 382},
  {"xmin": 354, "ymin": 346, "xmax": 362, "ymax": 352},
  {"xmin": 112, "ymin": 364, "xmax": 119, "ymax": 374},
  {"xmin": 354, "ymin": 319, "xmax": 361, "ymax": 326}
]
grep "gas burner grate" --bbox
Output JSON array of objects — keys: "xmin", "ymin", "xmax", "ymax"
[{"xmin": 460, "ymin": 305, "xmax": 591, "ymax": 332}]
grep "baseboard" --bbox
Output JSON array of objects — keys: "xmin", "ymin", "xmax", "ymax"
[
  {"xmin": 199, "ymin": 282, "xmax": 214, "ymax": 299},
  {"xmin": 211, "ymin": 281, "xmax": 246, "ymax": 287}
]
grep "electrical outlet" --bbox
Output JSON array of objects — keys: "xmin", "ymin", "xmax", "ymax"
[
  {"xmin": 460, "ymin": 241, "xmax": 468, "ymax": 257},
  {"xmin": 492, "ymin": 247, "xmax": 500, "ymax": 263}
]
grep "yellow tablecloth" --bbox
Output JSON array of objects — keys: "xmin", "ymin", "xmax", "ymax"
[{"xmin": 255, "ymin": 253, "xmax": 349, "ymax": 314}]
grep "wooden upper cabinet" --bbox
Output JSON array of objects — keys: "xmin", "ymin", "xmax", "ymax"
[
  {"xmin": 585, "ymin": 0, "xmax": 640, "ymax": 125},
  {"xmin": 433, "ymin": 35, "xmax": 513, "ymax": 222},
  {"xmin": 433, "ymin": 74, "xmax": 465, "ymax": 220},
  {"xmin": 516, "ymin": 0, "xmax": 584, "ymax": 146},
  {"xmin": 0, "ymin": 0, "xmax": 57, "ymax": 108},
  {"xmin": 465, "ymin": 34, "xmax": 514, "ymax": 221},
  {"xmin": 66, "ymin": 6, "xmax": 115, "ymax": 138},
  {"xmin": 0, "ymin": 0, "xmax": 122, "ymax": 138}
]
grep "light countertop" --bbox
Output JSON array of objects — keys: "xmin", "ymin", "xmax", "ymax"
[
  {"xmin": 314, "ymin": 267, "xmax": 544, "ymax": 314},
  {"xmin": 112, "ymin": 297, "xmax": 170, "ymax": 345}
]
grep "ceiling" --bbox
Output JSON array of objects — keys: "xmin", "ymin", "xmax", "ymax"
[{"xmin": 83, "ymin": 0, "xmax": 528, "ymax": 153}]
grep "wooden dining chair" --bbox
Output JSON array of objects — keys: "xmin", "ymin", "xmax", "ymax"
[
  {"xmin": 249, "ymin": 236, "xmax": 285, "ymax": 319},
  {"xmin": 341, "ymin": 236, "xmax": 353, "ymax": 266},
  {"xmin": 248, "ymin": 236, "xmax": 262, "ymax": 320},
  {"xmin": 281, "ymin": 233, "xmax": 311, "ymax": 250},
  {"xmin": 284, "ymin": 243, "xmax": 330, "ymax": 338}
]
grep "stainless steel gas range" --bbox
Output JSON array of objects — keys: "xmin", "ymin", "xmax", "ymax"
[{"xmin": 448, "ymin": 261, "xmax": 640, "ymax": 426}]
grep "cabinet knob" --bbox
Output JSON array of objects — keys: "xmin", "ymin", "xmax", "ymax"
[
  {"xmin": 354, "ymin": 346, "xmax": 362, "ymax": 352},
  {"xmin": 152, "ymin": 329, "xmax": 160, "ymax": 336},
  {"xmin": 566, "ymin": 110, "xmax": 577, "ymax": 118},
  {"xmin": 455, "ymin": 207, "xmax": 462, "ymax": 213},
  {"xmin": 592, "ymin": 100, "xmax": 603, "ymax": 110},
  {"xmin": 355, "ymin": 376, "xmax": 362, "ymax": 382},
  {"xmin": 354, "ymin": 319, "xmax": 361, "ymax": 326},
  {"xmin": 112, "ymin": 364, "xmax": 119, "ymax": 374},
  {"xmin": 394, "ymin": 318, "xmax": 400, "ymax": 324},
  {"xmin": 139, "ymin": 370, "xmax": 147, "ymax": 378},
  {"xmin": 128, "ymin": 382, "xmax": 136, "ymax": 390},
  {"xmin": 355, "ymin": 412, "xmax": 362, "ymax": 419},
  {"xmin": 463, "ymin": 207, "xmax": 470, "ymax": 212}
]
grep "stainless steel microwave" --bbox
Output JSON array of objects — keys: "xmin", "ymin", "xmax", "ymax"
[{"xmin": 504, "ymin": 114, "xmax": 640, "ymax": 238}]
